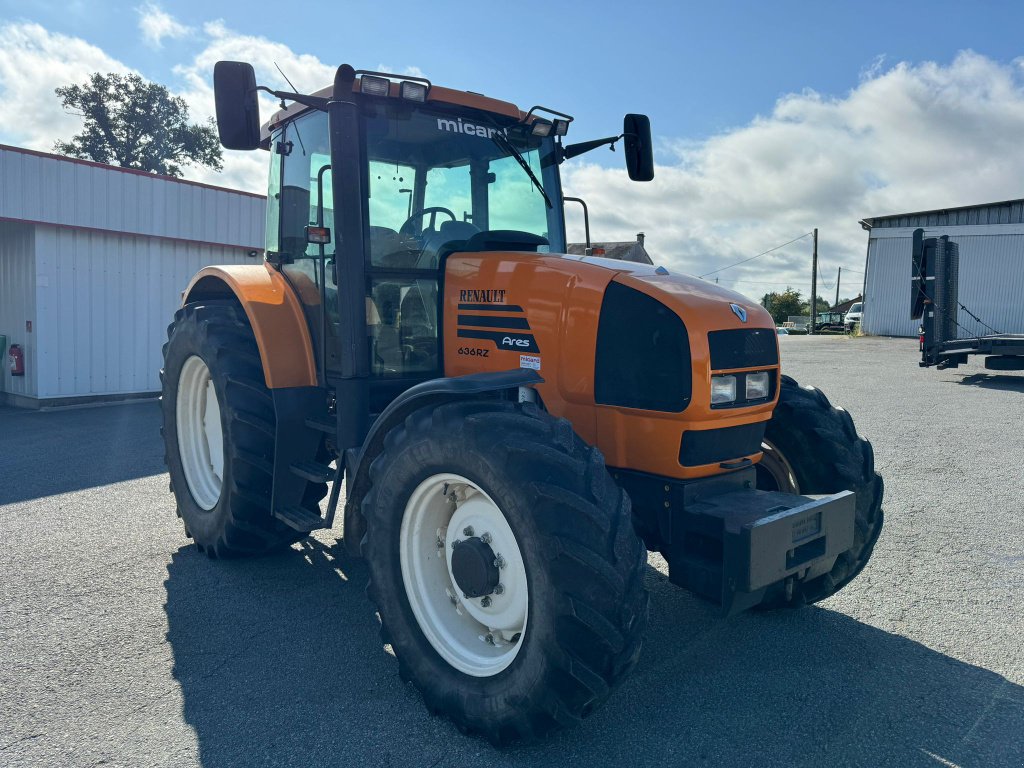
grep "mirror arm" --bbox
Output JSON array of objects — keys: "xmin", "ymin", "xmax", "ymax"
[
  {"xmin": 256, "ymin": 86, "xmax": 330, "ymax": 112},
  {"xmin": 559, "ymin": 134, "xmax": 623, "ymax": 162}
]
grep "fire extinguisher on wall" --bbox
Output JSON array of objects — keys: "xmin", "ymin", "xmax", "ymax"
[{"xmin": 9, "ymin": 344, "xmax": 25, "ymax": 376}]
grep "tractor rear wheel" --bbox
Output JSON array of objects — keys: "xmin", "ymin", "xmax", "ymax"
[
  {"xmin": 160, "ymin": 300, "xmax": 325, "ymax": 557},
  {"xmin": 756, "ymin": 375, "xmax": 884, "ymax": 606},
  {"xmin": 360, "ymin": 400, "xmax": 648, "ymax": 745}
]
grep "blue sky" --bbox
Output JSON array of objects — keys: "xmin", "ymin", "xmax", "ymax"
[
  {"xmin": 2, "ymin": 1, "xmax": 1024, "ymax": 299},
  {"xmin": 10, "ymin": 0, "xmax": 1024, "ymax": 154}
]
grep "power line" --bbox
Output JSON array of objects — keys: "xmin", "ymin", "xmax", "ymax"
[
  {"xmin": 698, "ymin": 232, "xmax": 814, "ymax": 278},
  {"xmin": 726, "ymin": 280, "xmax": 811, "ymax": 287}
]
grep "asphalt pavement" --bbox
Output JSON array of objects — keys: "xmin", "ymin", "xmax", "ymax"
[{"xmin": 1, "ymin": 335, "xmax": 1022, "ymax": 767}]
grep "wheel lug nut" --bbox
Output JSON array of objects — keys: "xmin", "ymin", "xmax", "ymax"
[
  {"xmin": 463, "ymin": 526, "xmax": 474, "ymax": 537},
  {"xmin": 494, "ymin": 554, "xmax": 506, "ymax": 569},
  {"xmin": 480, "ymin": 532, "xmax": 492, "ymax": 544},
  {"xmin": 480, "ymin": 596, "xmax": 492, "ymax": 607},
  {"xmin": 493, "ymin": 584, "xmax": 504, "ymax": 595},
  {"xmin": 485, "ymin": 634, "xmax": 495, "ymax": 645},
  {"xmin": 451, "ymin": 539, "xmax": 460, "ymax": 549}
]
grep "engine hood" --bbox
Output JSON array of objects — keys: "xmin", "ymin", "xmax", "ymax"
[{"xmin": 559, "ymin": 254, "xmax": 774, "ymax": 331}]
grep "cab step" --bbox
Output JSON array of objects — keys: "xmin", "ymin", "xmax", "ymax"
[
  {"xmin": 290, "ymin": 460, "xmax": 333, "ymax": 483},
  {"xmin": 273, "ymin": 505, "xmax": 328, "ymax": 532},
  {"xmin": 305, "ymin": 415, "xmax": 336, "ymax": 434}
]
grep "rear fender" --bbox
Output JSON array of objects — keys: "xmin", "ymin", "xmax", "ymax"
[{"xmin": 182, "ymin": 263, "xmax": 317, "ymax": 389}]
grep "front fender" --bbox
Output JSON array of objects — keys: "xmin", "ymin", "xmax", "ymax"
[{"xmin": 342, "ymin": 369, "xmax": 544, "ymax": 557}]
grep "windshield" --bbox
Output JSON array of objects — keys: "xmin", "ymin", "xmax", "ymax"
[
  {"xmin": 849, "ymin": 303, "xmax": 862, "ymax": 313},
  {"xmin": 362, "ymin": 101, "xmax": 565, "ymax": 268}
]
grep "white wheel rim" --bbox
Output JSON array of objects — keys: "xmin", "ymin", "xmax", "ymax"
[
  {"xmin": 399, "ymin": 473, "xmax": 528, "ymax": 677},
  {"xmin": 176, "ymin": 355, "xmax": 224, "ymax": 511}
]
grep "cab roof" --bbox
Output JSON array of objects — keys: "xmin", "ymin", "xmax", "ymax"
[{"xmin": 261, "ymin": 76, "xmax": 527, "ymax": 146}]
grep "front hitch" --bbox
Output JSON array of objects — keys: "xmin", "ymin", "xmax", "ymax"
[{"xmin": 615, "ymin": 467, "xmax": 856, "ymax": 615}]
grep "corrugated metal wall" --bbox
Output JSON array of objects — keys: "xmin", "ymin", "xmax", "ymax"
[
  {"xmin": 0, "ymin": 145, "xmax": 270, "ymax": 403},
  {"xmin": 862, "ymin": 226, "xmax": 1024, "ymax": 337},
  {"xmin": 0, "ymin": 222, "xmax": 37, "ymax": 398},
  {"xmin": 0, "ymin": 146, "xmax": 265, "ymax": 249},
  {"xmin": 33, "ymin": 227, "xmax": 256, "ymax": 398}
]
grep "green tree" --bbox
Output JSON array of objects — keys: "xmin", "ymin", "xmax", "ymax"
[
  {"xmin": 801, "ymin": 296, "xmax": 831, "ymax": 316},
  {"xmin": 760, "ymin": 288, "xmax": 804, "ymax": 324},
  {"xmin": 54, "ymin": 73, "xmax": 222, "ymax": 177}
]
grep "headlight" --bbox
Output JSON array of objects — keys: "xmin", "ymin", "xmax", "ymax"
[
  {"xmin": 746, "ymin": 371, "xmax": 771, "ymax": 400},
  {"xmin": 711, "ymin": 375, "xmax": 737, "ymax": 404}
]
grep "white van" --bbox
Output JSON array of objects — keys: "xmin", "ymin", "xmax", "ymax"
[{"xmin": 845, "ymin": 302, "xmax": 863, "ymax": 330}]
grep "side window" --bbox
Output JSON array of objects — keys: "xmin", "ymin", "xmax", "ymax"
[
  {"xmin": 368, "ymin": 277, "xmax": 438, "ymax": 377},
  {"xmin": 279, "ymin": 112, "xmax": 331, "ymax": 265},
  {"xmin": 368, "ymin": 160, "xmax": 416, "ymax": 233},
  {"xmin": 368, "ymin": 160, "xmax": 417, "ymax": 267},
  {"xmin": 265, "ymin": 130, "xmax": 282, "ymax": 254}
]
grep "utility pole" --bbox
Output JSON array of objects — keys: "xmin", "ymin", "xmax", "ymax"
[
  {"xmin": 835, "ymin": 267, "xmax": 841, "ymax": 308},
  {"xmin": 809, "ymin": 228, "xmax": 818, "ymax": 335}
]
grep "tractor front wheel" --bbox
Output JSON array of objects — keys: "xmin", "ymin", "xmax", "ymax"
[
  {"xmin": 756, "ymin": 375, "xmax": 884, "ymax": 606},
  {"xmin": 360, "ymin": 400, "xmax": 648, "ymax": 745}
]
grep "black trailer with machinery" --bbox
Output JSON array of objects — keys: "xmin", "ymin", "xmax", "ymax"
[{"xmin": 912, "ymin": 228, "xmax": 1024, "ymax": 370}]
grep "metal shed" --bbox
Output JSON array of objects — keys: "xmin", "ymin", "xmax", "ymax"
[
  {"xmin": 859, "ymin": 199, "xmax": 1024, "ymax": 338},
  {"xmin": 0, "ymin": 144, "xmax": 266, "ymax": 408}
]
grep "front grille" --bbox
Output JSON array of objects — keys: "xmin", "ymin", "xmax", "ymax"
[
  {"xmin": 595, "ymin": 282, "xmax": 691, "ymax": 413},
  {"xmin": 708, "ymin": 328, "xmax": 778, "ymax": 370},
  {"xmin": 679, "ymin": 422, "xmax": 766, "ymax": 467}
]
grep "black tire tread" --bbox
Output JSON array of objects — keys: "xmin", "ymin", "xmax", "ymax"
[
  {"xmin": 160, "ymin": 300, "xmax": 323, "ymax": 558},
  {"xmin": 360, "ymin": 400, "xmax": 648, "ymax": 745},
  {"xmin": 760, "ymin": 375, "xmax": 884, "ymax": 606}
]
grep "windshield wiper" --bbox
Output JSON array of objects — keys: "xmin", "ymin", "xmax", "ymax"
[{"xmin": 490, "ymin": 130, "xmax": 552, "ymax": 209}]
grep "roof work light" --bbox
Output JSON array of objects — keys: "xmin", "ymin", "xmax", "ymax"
[
  {"xmin": 400, "ymin": 81, "xmax": 428, "ymax": 102},
  {"xmin": 360, "ymin": 75, "xmax": 390, "ymax": 97},
  {"xmin": 531, "ymin": 120, "xmax": 553, "ymax": 137}
]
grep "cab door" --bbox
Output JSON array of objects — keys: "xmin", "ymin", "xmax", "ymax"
[{"xmin": 269, "ymin": 112, "xmax": 343, "ymax": 378}]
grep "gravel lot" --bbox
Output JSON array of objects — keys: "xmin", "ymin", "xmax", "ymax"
[{"xmin": 1, "ymin": 335, "xmax": 1022, "ymax": 767}]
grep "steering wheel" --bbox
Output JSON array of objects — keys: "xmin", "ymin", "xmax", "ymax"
[{"xmin": 398, "ymin": 206, "xmax": 456, "ymax": 239}]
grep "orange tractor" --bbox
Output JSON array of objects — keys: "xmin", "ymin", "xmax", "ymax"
[{"xmin": 161, "ymin": 61, "xmax": 883, "ymax": 744}]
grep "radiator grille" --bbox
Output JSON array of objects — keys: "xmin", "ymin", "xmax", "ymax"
[{"xmin": 707, "ymin": 328, "xmax": 778, "ymax": 370}]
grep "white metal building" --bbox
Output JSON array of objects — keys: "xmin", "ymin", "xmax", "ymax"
[
  {"xmin": 0, "ymin": 144, "xmax": 266, "ymax": 408},
  {"xmin": 860, "ymin": 199, "xmax": 1024, "ymax": 337}
]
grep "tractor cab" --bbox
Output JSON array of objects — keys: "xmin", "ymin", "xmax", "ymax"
[
  {"xmin": 264, "ymin": 90, "xmax": 566, "ymax": 404},
  {"xmin": 215, "ymin": 62, "xmax": 651, "ymax": 417}
]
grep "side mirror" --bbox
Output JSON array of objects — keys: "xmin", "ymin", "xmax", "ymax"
[
  {"xmin": 623, "ymin": 114, "xmax": 654, "ymax": 182},
  {"xmin": 213, "ymin": 61, "xmax": 261, "ymax": 151}
]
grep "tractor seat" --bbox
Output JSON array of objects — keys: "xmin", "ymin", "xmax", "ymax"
[{"xmin": 418, "ymin": 220, "xmax": 481, "ymax": 269}]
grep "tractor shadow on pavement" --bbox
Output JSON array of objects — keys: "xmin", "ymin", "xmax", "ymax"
[{"xmin": 165, "ymin": 540, "xmax": 1024, "ymax": 768}]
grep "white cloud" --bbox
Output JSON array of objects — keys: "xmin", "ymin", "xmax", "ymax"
[
  {"xmin": 137, "ymin": 3, "xmax": 191, "ymax": 49},
  {"xmin": 562, "ymin": 51, "xmax": 1024, "ymax": 302},
  {"xmin": 0, "ymin": 22, "xmax": 132, "ymax": 152},
  {"xmin": 172, "ymin": 19, "xmax": 338, "ymax": 190}
]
